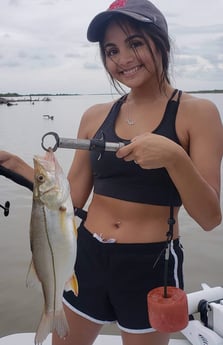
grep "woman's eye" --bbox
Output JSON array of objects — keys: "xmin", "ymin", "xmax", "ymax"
[
  {"xmin": 130, "ymin": 40, "xmax": 144, "ymax": 49},
  {"xmin": 105, "ymin": 48, "xmax": 118, "ymax": 57}
]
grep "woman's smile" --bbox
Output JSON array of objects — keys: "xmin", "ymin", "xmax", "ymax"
[{"xmin": 121, "ymin": 65, "xmax": 143, "ymax": 77}]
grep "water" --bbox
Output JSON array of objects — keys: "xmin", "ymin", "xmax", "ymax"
[{"xmin": 0, "ymin": 94, "xmax": 222, "ymax": 337}]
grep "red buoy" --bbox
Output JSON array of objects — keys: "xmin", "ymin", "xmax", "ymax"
[{"xmin": 147, "ymin": 286, "xmax": 189, "ymax": 333}]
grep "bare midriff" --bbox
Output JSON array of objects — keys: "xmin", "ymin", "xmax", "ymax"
[{"xmin": 84, "ymin": 194, "xmax": 180, "ymax": 243}]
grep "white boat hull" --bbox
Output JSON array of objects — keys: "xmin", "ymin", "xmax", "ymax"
[{"xmin": 0, "ymin": 333, "xmax": 190, "ymax": 345}]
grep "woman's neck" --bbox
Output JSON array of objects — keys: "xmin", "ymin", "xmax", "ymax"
[{"xmin": 128, "ymin": 82, "xmax": 174, "ymax": 104}]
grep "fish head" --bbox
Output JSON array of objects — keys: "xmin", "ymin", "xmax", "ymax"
[{"xmin": 33, "ymin": 150, "xmax": 69, "ymax": 209}]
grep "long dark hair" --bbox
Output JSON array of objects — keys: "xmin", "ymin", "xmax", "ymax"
[{"xmin": 99, "ymin": 14, "xmax": 171, "ymax": 94}]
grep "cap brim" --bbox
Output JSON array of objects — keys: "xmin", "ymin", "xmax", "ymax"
[{"xmin": 87, "ymin": 10, "xmax": 153, "ymax": 42}]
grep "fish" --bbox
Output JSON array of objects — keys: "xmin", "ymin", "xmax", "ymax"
[{"xmin": 26, "ymin": 149, "xmax": 78, "ymax": 345}]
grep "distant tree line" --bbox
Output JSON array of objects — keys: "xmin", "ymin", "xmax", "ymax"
[
  {"xmin": 0, "ymin": 93, "xmax": 20, "ymax": 97},
  {"xmin": 188, "ymin": 90, "xmax": 223, "ymax": 94},
  {"xmin": 0, "ymin": 92, "xmax": 81, "ymax": 97},
  {"xmin": 1, "ymin": 90, "xmax": 223, "ymax": 97}
]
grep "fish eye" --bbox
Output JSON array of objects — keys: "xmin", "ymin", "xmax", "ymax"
[{"xmin": 37, "ymin": 174, "xmax": 45, "ymax": 183}]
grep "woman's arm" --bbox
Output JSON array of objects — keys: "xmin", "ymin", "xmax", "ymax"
[
  {"xmin": 67, "ymin": 108, "xmax": 96, "ymax": 209},
  {"xmin": 116, "ymin": 98, "xmax": 223, "ymax": 231},
  {"xmin": 67, "ymin": 101, "xmax": 115, "ymax": 209},
  {"xmin": 0, "ymin": 150, "xmax": 34, "ymax": 182},
  {"xmin": 166, "ymin": 99, "xmax": 223, "ymax": 230}
]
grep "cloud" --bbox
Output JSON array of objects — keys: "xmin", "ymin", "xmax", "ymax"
[
  {"xmin": 0, "ymin": 0, "xmax": 222, "ymax": 93},
  {"xmin": 9, "ymin": 0, "xmax": 19, "ymax": 6},
  {"xmin": 174, "ymin": 52, "xmax": 223, "ymax": 85},
  {"xmin": 83, "ymin": 62, "xmax": 102, "ymax": 70},
  {"xmin": 172, "ymin": 24, "xmax": 223, "ymax": 36},
  {"xmin": 65, "ymin": 52, "xmax": 82, "ymax": 59}
]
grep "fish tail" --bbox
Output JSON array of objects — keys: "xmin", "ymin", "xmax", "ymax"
[
  {"xmin": 35, "ymin": 311, "xmax": 54, "ymax": 345},
  {"xmin": 53, "ymin": 309, "xmax": 70, "ymax": 339},
  {"xmin": 35, "ymin": 309, "xmax": 69, "ymax": 345}
]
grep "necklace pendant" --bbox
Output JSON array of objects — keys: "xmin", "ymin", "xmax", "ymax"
[{"xmin": 126, "ymin": 119, "xmax": 136, "ymax": 126}]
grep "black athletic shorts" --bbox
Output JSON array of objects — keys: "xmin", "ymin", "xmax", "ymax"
[{"xmin": 63, "ymin": 222, "xmax": 184, "ymax": 333}]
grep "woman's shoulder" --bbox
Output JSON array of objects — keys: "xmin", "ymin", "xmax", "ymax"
[
  {"xmin": 82, "ymin": 100, "xmax": 116, "ymax": 119},
  {"xmin": 178, "ymin": 92, "xmax": 222, "ymax": 146},
  {"xmin": 181, "ymin": 92, "xmax": 219, "ymax": 114},
  {"xmin": 176, "ymin": 92, "xmax": 222, "ymax": 147},
  {"xmin": 179, "ymin": 92, "xmax": 221, "ymax": 126},
  {"xmin": 78, "ymin": 97, "xmax": 121, "ymax": 138}
]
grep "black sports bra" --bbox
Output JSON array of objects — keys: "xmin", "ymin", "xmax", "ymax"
[{"xmin": 90, "ymin": 89, "xmax": 183, "ymax": 206}]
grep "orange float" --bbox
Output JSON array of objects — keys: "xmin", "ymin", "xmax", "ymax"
[{"xmin": 147, "ymin": 286, "xmax": 189, "ymax": 333}]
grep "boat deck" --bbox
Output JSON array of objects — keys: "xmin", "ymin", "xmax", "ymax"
[{"xmin": 0, "ymin": 333, "xmax": 190, "ymax": 344}]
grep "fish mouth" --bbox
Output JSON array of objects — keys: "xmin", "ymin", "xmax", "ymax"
[{"xmin": 41, "ymin": 186, "xmax": 59, "ymax": 196}]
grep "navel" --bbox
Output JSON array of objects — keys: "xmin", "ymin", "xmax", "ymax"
[{"xmin": 114, "ymin": 220, "xmax": 121, "ymax": 229}]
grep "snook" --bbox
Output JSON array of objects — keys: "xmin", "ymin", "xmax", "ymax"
[{"xmin": 27, "ymin": 150, "xmax": 78, "ymax": 345}]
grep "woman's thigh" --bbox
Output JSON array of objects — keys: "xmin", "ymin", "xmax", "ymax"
[
  {"xmin": 52, "ymin": 304, "xmax": 103, "ymax": 345},
  {"xmin": 121, "ymin": 330, "xmax": 170, "ymax": 345}
]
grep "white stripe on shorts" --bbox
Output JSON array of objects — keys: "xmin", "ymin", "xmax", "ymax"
[{"xmin": 170, "ymin": 240, "xmax": 179, "ymax": 288}]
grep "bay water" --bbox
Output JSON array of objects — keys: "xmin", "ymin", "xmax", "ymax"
[{"xmin": 0, "ymin": 93, "xmax": 222, "ymax": 337}]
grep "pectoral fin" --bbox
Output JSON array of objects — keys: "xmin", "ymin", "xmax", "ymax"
[
  {"xmin": 26, "ymin": 260, "xmax": 40, "ymax": 288},
  {"xmin": 73, "ymin": 218, "xmax": 78, "ymax": 237},
  {"xmin": 65, "ymin": 273, "xmax": 79, "ymax": 296}
]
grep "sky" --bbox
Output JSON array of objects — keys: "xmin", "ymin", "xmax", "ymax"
[{"xmin": 0, "ymin": 0, "xmax": 223, "ymax": 94}]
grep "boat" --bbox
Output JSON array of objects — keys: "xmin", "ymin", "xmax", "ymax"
[
  {"xmin": 43, "ymin": 114, "xmax": 54, "ymax": 120},
  {"xmin": 0, "ymin": 333, "xmax": 190, "ymax": 344}
]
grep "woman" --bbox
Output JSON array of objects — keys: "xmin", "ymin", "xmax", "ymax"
[{"xmin": 0, "ymin": 1, "xmax": 222, "ymax": 344}]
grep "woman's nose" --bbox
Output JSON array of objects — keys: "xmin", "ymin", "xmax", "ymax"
[{"xmin": 116, "ymin": 47, "xmax": 135, "ymax": 65}]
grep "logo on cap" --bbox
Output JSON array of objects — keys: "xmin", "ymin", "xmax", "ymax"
[{"xmin": 109, "ymin": 0, "xmax": 127, "ymax": 10}]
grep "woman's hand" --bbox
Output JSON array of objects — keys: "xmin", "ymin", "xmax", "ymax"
[{"xmin": 116, "ymin": 132, "xmax": 179, "ymax": 169}]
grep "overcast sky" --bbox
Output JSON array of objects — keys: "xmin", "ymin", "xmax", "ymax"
[{"xmin": 0, "ymin": 0, "xmax": 223, "ymax": 94}]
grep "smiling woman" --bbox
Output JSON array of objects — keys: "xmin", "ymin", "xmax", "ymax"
[{"xmin": 47, "ymin": 1, "xmax": 222, "ymax": 344}]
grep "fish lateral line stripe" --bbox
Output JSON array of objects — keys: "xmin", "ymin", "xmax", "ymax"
[{"xmin": 42, "ymin": 205, "xmax": 57, "ymax": 311}]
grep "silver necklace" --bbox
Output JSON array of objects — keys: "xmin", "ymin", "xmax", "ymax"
[
  {"xmin": 125, "ymin": 118, "xmax": 136, "ymax": 126},
  {"xmin": 125, "ymin": 97, "xmax": 136, "ymax": 125}
]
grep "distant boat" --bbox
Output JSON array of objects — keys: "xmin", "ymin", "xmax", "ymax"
[
  {"xmin": 42, "ymin": 97, "xmax": 51, "ymax": 102},
  {"xmin": 0, "ymin": 97, "xmax": 8, "ymax": 104},
  {"xmin": 43, "ymin": 115, "xmax": 54, "ymax": 120},
  {"xmin": 0, "ymin": 98, "xmax": 17, "ymax": 106}
]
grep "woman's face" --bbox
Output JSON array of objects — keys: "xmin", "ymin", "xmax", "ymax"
[{"xmin": 102, "ymin": 20, "xmax": 162, "ymax": 89}]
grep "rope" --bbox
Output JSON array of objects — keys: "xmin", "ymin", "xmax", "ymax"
[{"xmin": 163, "ymin": 205, "xmax": 175, "ymax": 298}]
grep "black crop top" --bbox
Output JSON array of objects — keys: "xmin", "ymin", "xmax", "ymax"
[{"xmin": 90, "ymin": 89, "xmax": 183, "ymax": 207}]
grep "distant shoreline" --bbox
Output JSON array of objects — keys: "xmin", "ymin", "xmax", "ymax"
[
  {"xmin": 187, "ymin": 90, "xmax": 223, "ymax": 94},
  {"xmin": 0, "ymin": 89, "xmax": 223, "ymax": 98},
  {"xmin": 0, "ymin": 95, "xmax": 51, "ymax": 105}
]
